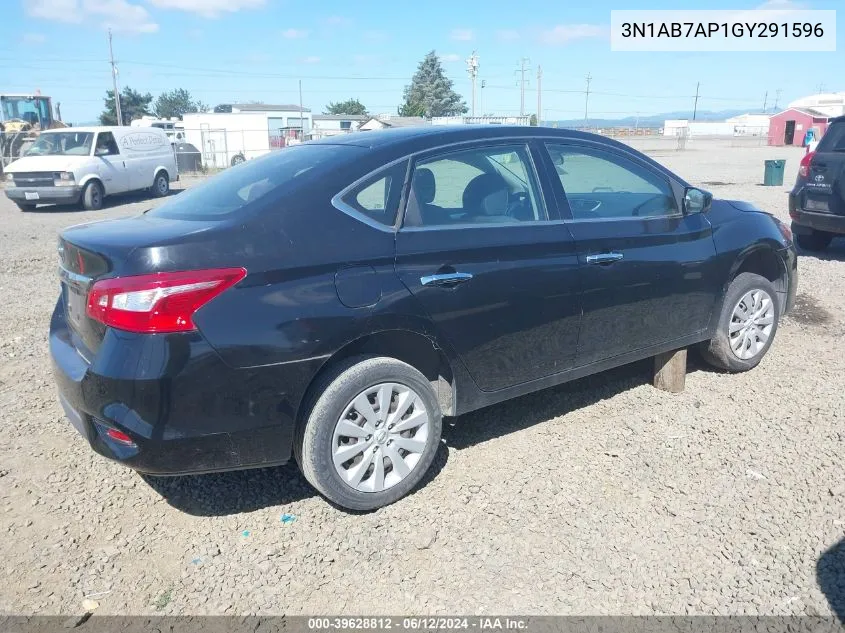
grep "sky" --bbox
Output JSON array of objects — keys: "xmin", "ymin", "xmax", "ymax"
[{"xmin": 2, "ymin": 0, "xmax": 843, "ymax": 125}]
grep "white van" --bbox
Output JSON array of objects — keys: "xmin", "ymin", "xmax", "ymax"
[{"xmin": 3, "ymin": 126, "xmax": 178, "ymax": 211}]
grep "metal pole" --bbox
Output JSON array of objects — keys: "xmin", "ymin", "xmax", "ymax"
[
  {"xmin": 584, "ymin": 73, "xmax": 592, "ymax": 122},
  {"xmin": 466, "ymin": 51, "xmax": 479, "ymax": 117},
  {"xmin": 480, "ymin": 80, "xmax": 485, "ymax": 117},
  {"xmin": 762, "ymin": 91, "xmax": 768, "ymax": 113},
  {"xmin": 108, "ymin": 29, "xmax": 123, "ymax": 126},
  {"xmin": 537, "ymin": 65, "xmax": 542, "ymax": 126},
  {"xmin": 299, "ymin": 79, "xmax": 304, "ymax": 138},
  {"xmin": 693, "ymin": 82, "xmax": 700, "ymax": 121}
]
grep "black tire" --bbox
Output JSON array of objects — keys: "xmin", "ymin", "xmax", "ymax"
[
  {"xmin": 295, "ymin": 356, "xmax": 442, "ymax": 511},
  {"xmin": 152, "ymin": 170, "xmax": 169, "ymax": 198},
  {"xmin": 699, "ymin": 272, "xmax": 780, "ymax": 373},
  {"xmin": 230, "ymin": 153, "xmax": 246, "ymax": 166},
  {"xmin": 795, "ymin": 228, "xmax": 833, "ymax": 252},
  {"xmin": 81, "ymin": 180, "xmax": 104, "ymax": 211},
  {"xmin": 15, "ymin": 202, "xmax": 36, "ymax": 211}
]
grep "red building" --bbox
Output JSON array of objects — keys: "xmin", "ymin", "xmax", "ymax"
[{"xmin": 768, "ymin": 107, "xmax": 830, "ymax": 146}]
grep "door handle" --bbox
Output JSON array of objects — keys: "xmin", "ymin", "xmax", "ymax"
[
  {"xmin": 420, "ymin": 272, "xmax": 473, "ymax": 287},
  {"xmin": 586, "ymin": 252, "xmax": 624, "ymax": 265}
]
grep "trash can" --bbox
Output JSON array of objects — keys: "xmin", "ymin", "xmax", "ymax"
[{"xmin": 763, "ymin": 159, "xmax": 786, "ymax": 186}]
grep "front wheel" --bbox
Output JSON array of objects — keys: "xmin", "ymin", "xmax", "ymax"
[
  {"xmin": 296, "ymin": 356, "xmax": 442, "ymax": 511},
  {"xmin": 795, "ymin": 228, "xmax": 833, "ymax": 252},
  {"xmin": 699, "ymin": 272, "xmax": 780, "ymax": 372},
  {"xmin": 81, "ymin": 181, "xmax": 104, "ymax": 211}
]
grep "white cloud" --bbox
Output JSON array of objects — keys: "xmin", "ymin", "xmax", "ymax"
[
  {"xmin": 300, "ymin": 56, "xmax": 321, "ymax": 64},
  {"xmin": 282, "ymin": 28, "xmax": 309, "ymax": 39},
  {"xmin": 450, "ymin": 28, "xmax": 474, "ymax": 41},
  {"xmin": 26, "ymin": 0, "xmax": 158, "ymax": 32},
  {"xmin": 21, "ymin": 32, "xmax": 47, "ymax": 44},
  {"xmin": 84, "ymin": 0, "xmax": 158, "ymax": 32},
  {"xmin": 363, "ymin": 29, "xmax": 388, "ymax": 41},
  {"xmin": 324, "ymin": 15, "xmax": 352, "ymax": 26},
  {"xmin": 497, "ymin": 29, "xmax": 520, "ymax": 41},
  {"xmin": 147, "ymin": 0, "xmax": 265, "ymax": 18},
  {"xmin": 541, "ymin": 23, "xmax": 606, "ymax": 45},
  {"xmin": 441, "ymin": 53, "xmax": 461, "ymax": 63}
]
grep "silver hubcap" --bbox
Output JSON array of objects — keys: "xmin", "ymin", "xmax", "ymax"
[
  {"xmin": 157, "ymin": 177, "xmax": 167, "ymax": 193},
  {"xmin": 332, "ymin": 382, "xmax": 430, "ymax": 493},
  {"xmin": 729, "ymin": 289, "xmax": 775, "ymax": 360}
]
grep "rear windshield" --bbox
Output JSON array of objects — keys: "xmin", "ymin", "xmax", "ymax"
[
  {"xmin": 147, "ymin": 144, "xmax": 351, "ymax": 220},
  {"xmin": 817, "ymin": 122, "xmax": 845, "ymax": 153}
]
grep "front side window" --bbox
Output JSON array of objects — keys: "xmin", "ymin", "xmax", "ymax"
[
  {"xmin": 817, "ymin": 122, "xmax": 845, "ymax": 152},
  {"xmin": 546, "ymin": 144, "xmax": 678, "ymax": 220},
  {"xmin": 404, "ymin": 144, "xmax": 544, "ymax": 228},
  {"xmin": 339, "ymin": 160, "xmax": 408, "ymax": 227}
]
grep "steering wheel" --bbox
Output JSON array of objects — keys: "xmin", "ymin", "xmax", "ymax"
[{"xmin": 506, "ymin": 191, "xmax": 530, "ymax": 219}]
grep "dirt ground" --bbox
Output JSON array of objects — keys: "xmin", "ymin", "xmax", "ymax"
[{"xmin": 0, "ymin": 140, "xmax": 843, "ymax": 617}]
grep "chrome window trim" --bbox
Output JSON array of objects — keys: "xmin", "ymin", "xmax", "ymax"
[
  {"xmin": 330, "ymin": 155, "xmax": 410, "ymax": 234},
  {"xmin": 58, "ymin": 265, "xmax": 92, "ymax": 284}
]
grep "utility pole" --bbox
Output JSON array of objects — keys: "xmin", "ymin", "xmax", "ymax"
[
  {"xmin": 108, "ymin": 29, "xmax": 123, "ymax": 126},
  {"xmin": 762, "ymin": 91, "xmax": 768, "ymax": 113},
  {"xmin": 298, "ymin": 79, "xmax": 304, "ymax": 138},
  {"xmin": 584, "ymin": 73, "xmax": 592, "ymax": 122},
  {"xmin": 773, "ymin": 89, "xmax": 782, "ymax": 111},
  {"xmin": 536, "ymin": 65, "xmax": 542, "ymax": 126},
  {"xmin": 466, "ymin": 51, "xmax": 479, "ymax": 117},
  {"xmin": 515, "ymin": 57, "xmax": 530, "ymax": 116},
  {"xmin": 480, "ymin": 79, "xmax": 486, "ymax": 116},
  {"xmin": 817, "ymin": 83, "xmax": 826, "ymax": 94},
  {"xmin": 692, "ymin": 82, "xmax": 700, "ymax": 121}
]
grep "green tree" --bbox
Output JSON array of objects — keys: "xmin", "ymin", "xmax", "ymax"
[
  {"xmin": 154, "ymin": 88, "xmax": 206, "ymax": 119},
  {"xmin": 325, "ymin": 98, "xmax": 368, "ymax": 116},
  {"xmin": 529, "ymin": 114, "xmax": 538, "ymax": 126},
  {"xmin": 399, "ymin": 51, "xmax": 467, "ymax": 118},
  {"xmin": 99, "ymin": 87, "xmax": 153, "ymax": 125}
]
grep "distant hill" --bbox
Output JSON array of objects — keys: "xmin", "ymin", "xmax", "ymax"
[{"xmin": 546, "ymin": 109, "xmax": 752, "ymax": 129}]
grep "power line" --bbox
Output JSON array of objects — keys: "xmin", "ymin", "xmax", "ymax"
[{"xmin": 693, "ymin": 82, "xmax": 700, "ymax": 121}]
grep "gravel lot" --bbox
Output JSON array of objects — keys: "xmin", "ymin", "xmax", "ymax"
[{"xmin": 0, "ymin": 140, "xmax": 843, "ymax": 617}]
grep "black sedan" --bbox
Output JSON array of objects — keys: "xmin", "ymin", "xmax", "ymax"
[{"xmin": 51, "ymin": 126, "xmax": 797, "ymax": 510}]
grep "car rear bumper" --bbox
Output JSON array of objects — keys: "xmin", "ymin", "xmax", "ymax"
[
  {"xmin": 49, "ymin": 297, "xmax": 311, "ymax": 476},
  {"xmin": 789, "ymin": 190, "xmax": 845, "ymax": 235},
  {"xmin": 5, "ymin": 186, "xmax": 81, "ymax": 205}
]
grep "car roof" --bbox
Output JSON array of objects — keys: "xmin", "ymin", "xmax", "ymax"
[{"xmin": 308, "ymin": 125, "xmax": 614, "ymax": 151}]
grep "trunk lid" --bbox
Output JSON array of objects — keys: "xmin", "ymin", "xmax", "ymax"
[{"xmin": 58, "ymin": 215, "xmax": 225, "ymax": 357}]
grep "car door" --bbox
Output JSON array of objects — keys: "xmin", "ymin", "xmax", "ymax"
[
  {"xmin": 93, "ymin": 131, "xmax": 129, "ymax": 194},
  {"xmin": 394, "ymin": 141, "xmax": 582, "ymax": 393},
  {"xmin": 541, "ymin": 141, "xmax": 719, "ymax": 366}
]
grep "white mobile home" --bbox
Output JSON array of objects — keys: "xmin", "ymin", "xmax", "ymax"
[{"xmin": 182, "ymin": 104, "xmax": 312, "ymax": 168}]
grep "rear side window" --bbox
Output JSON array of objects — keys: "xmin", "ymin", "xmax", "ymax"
[
  {"xmin": 147, "ymin": 144, "xmax": 350, "ymax": 220},
  {"xmin": 338, "ymin": 160, "xmax": 408, "ymax": 227},
  {"xmin": 817, "ymin": 122, "xmax": 845, "ymax": 152}
]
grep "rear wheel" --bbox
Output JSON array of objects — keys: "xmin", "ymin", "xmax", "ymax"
[
  {"xmin": 152, "ymin": 171, "xmax": 169, "ymax": 198},
  {"xmin": 81, "ymin": 181, "xmax": 104, "ymax": 211},
  {"xmin": 699, "ymin": 272, "xmax": 780, "ymax": 373},
  {"xmin": 296, "ymin": 356, "xmax": 442, "ymax": 511},
  {"xmin": 15, "ymin": 202, "xmax": 36, "ymax": 211},
  {"xmin": 795, "ymin": 228, "xmax": 833, "ymax": 252}
]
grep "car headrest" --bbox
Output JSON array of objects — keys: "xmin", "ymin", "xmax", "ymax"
[
  {"xmin": 462, "ymin": 173, "xmax": 508, "ymax": 215},
  {"xmin": 413, "ymin": 168, "xmax": 436, "ymax": 204}
]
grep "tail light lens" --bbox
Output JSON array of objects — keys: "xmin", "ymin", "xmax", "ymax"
[
  {"xmin": 799, "ymin": 151, "xmax": 815, "ymax": 178},
  {"xmin": 86, "ymin": 268, "xmax": 246, "ymax": 333}
]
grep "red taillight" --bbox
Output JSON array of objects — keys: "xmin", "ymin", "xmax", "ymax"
[
  {"xmin": 799, "ymin": 151, "xmax": 815, "ymax": 178},
  {"xmin": 86, "ymin": 268, "xmax": 246, "ymax": 333},
  {"xmin": 105, "ymin": 428, "xmax": 134, "ymax": 445}
]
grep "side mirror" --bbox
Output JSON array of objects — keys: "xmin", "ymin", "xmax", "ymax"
[
  {"xmin": 684, "ymin": 187, "xmax": 712, "ymax": 214},
  {"xmin": 95, "ymin": 148, "xmax": 108, "ymax": 157}
]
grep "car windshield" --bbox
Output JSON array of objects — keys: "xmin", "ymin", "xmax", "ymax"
[
  {"xmin": 25, "ymin": 132, "xmax": 94, "ymax": 156},
  {"xmin": 147, "ymin": 144, "xmax": 355, "ymax": 220},
  {"xmin": 817, "ymin": 122, "xmax": 845, "ymax": 153}
]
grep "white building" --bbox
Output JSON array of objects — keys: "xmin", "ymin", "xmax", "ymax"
[
  {"xmin": 182, "ymin": 103, "xmax": 313, "ymax": 168},
  {"xmin": 663, "ymin": 115, "xmax": 769, "ymax": 137},
  {"xmin": 431, "ymin": 115, "xmax": 532, "ymax": 126},
  {"xmin": 311, "ymin": 114, "xmax": 367, "ymax": 138},
  {"xmin": 726, "ymin": 113, "xmax": 770, "ymax": 136},
  {"xmin": 359, "ymin": 116, "xmax": 431, "ymax": 131},
  {"xmin": 788, "ymin": 93, "xmax": 845, "ymax": 119}
]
